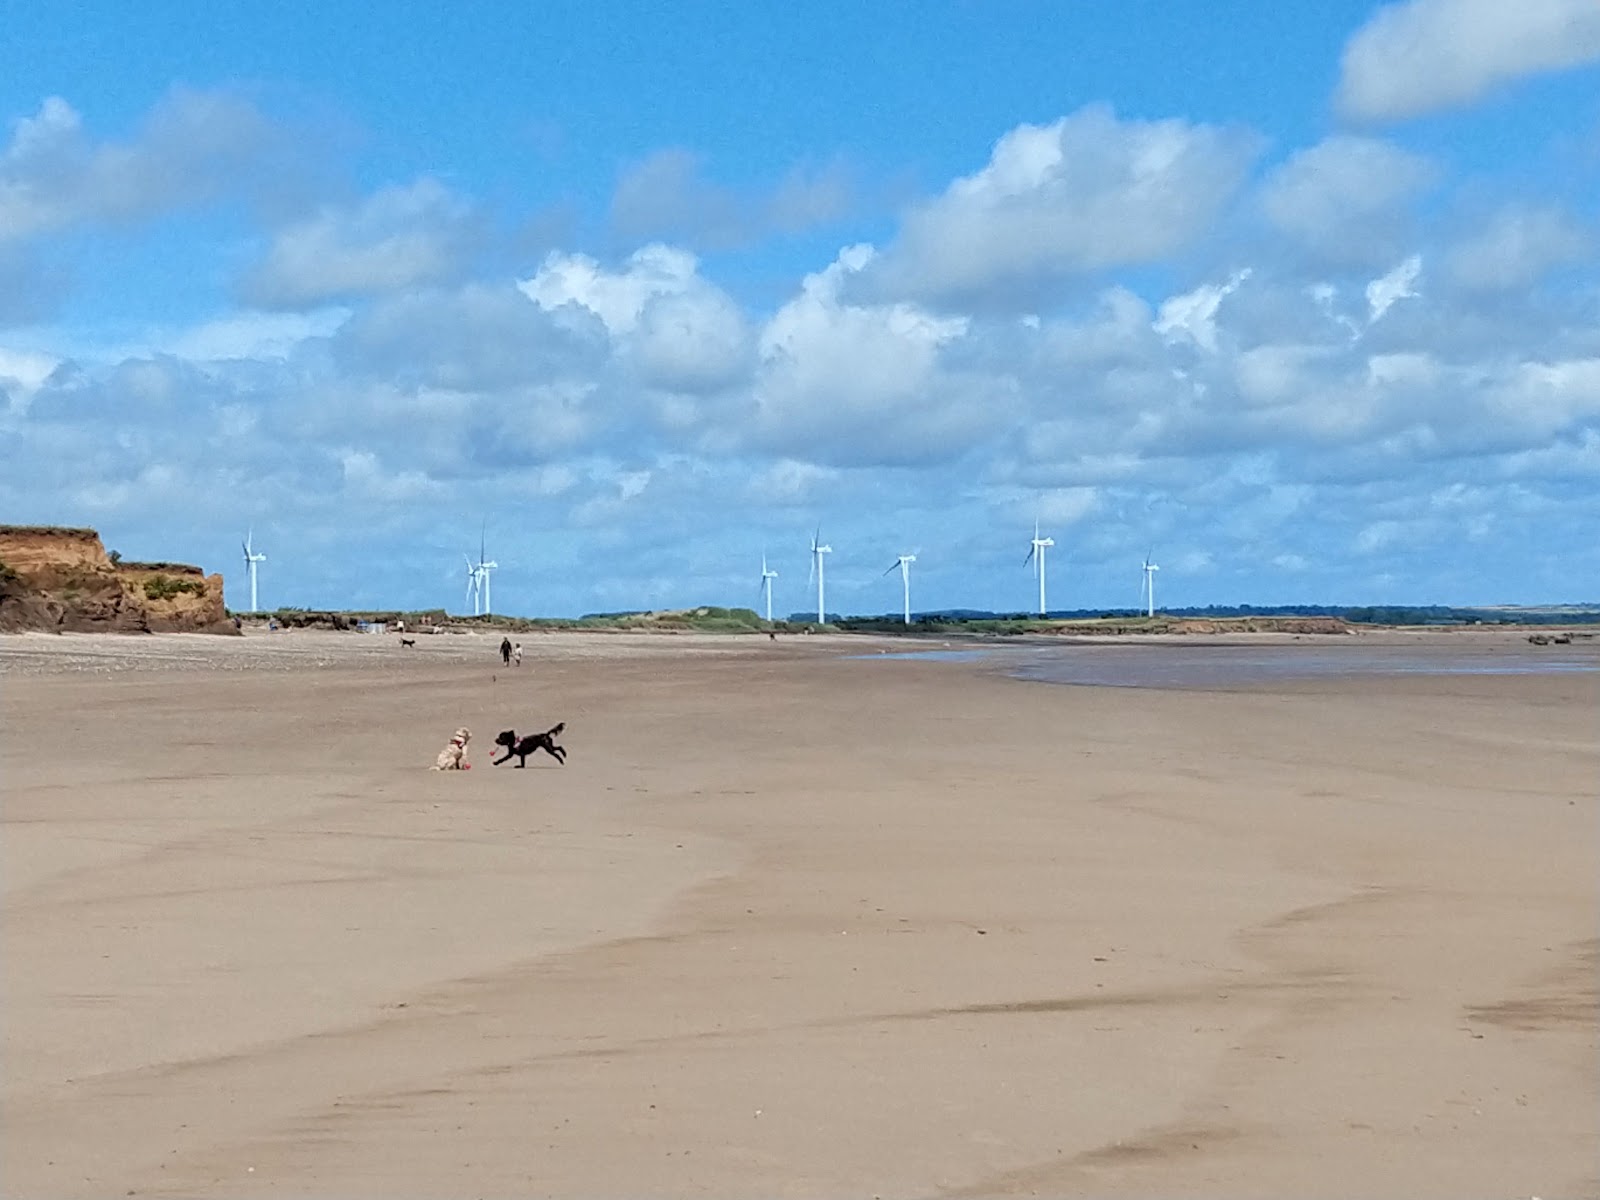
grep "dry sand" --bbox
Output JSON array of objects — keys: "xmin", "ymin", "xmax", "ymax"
[{"xmin": 2, "ymin": 629, "xmax": 1595, "ymax": 1198}]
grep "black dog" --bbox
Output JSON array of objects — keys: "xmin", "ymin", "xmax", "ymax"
[
  {"xmin": 399, "ymin": 637, "xmax": 416, "ymax": 647},
  {"xmin": 492, "ymin": 723, "xmax": 567, "ymax": 767}
]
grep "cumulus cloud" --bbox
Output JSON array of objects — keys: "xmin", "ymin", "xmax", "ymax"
[
  {"xmin": 242, "ymin": 179, "xmax": 478, "ymax": 307},
  {"xmin": 1, "ymin": 90, "xmax": 277, "ymax": 242},
  {"xmin": 1337, "ymin": 0, "xmax": 1600, "ymax": 122},
  {"xmin": 1260, "ymin": 136, "xmax": 1435, "ymax": 265},
  {"xmin": 749, "ymin": 245, "xmax": 987, "ymax": 464},
  {"xmin": 867, "ymin": 105, "xmax": 1261, "ymax": 306},
  {"xmin": 610, "ymin": 149, "xmax": 852, "ymax": 249},
  {"xmin": 521, "ymin": 244, "xmax": 698, "ymax": 335},
  {"xmin": 520, "ymin": 246, "xmax": 751, "ymax": 394},
  {"xmin": 334, "ymin": 282, "xmax": 604, "ymax": 393},
  {"xmin": 1444, "ymin": 204, "xmax": 1591, "ymax": 291}
]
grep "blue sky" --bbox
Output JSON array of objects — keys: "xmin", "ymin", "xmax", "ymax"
[{"xmin": 3, "ymin": 1, "xmax": 1598, "ymax": 617}]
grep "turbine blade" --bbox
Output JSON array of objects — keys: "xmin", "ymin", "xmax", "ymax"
[{"xmin": 884, "ymin": 562, "xmax": 898, "ymax": 576}]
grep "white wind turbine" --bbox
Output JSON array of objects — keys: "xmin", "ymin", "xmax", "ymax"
[
  {"xmin": 883, "ymin": 553, "xmax": 917, "ymax": 625},
  {"xmin": 808, "ymin": 528, "xmax": 832, "ymax": 624},
  {"xmin": 1141, "ymin": 548, "xmax": 1160, "ymax": 618},
  {"xmin": 466, "ymin": 525, "xmax": 497, "ymax": 616},
  {"xmin": 463, "ymin": 554, "xmax": 482, "ymax": 615},
  {"xmin": 241, "ymin": 529, "xmax": 266, "ymax": 613},
  {"xmin": 759, "ymin": 552, "xmax": 778, "ymax": 622},
  {"xmin": 1023, "ymin": 520, "xmax": 1054, "ymax": 616}
]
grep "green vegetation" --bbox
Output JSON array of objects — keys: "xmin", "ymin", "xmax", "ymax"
[
  {"xmin": 142, "ymin": 574, "xmax": 209, "ymax": 601},
  {"xmin": 230, "ymin": 600, "xmax": 1600, "ymax": 635},
  {"xmin": 244, "ymin": 605, "xmax": 802, "ymax": 635}
]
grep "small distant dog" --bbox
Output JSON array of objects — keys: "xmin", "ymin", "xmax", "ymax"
[
  {"xmin": 400, "ymin": 637, "xmax": 416, "ymax": 648},
  {"xmin": 493, "ymin": 723, "xmax": 567, "ymax": 767},
  {"xmin": 431, "ymin": 727, "xmax": 471, "ymax": 770}
]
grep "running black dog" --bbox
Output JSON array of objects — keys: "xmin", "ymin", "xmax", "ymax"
[{"xmin": 492, "ymin": 723, "xmax": 567, "ymax": 767}]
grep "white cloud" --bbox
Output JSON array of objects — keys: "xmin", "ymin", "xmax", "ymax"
[
  {"xmin": 1, "ymin": 90, "xmax": 276, "ymax": 243},
  {"xmin": 1032, "ymin": 487, "xmax": 1100, "ymax": 526},
  {"xmin": 1260, "ymin": 136, "xmax": 1435, "ymax": 264},
  {"xmin": 749, "ymin": 245, "xmax": 983, "ymax": 463},
  {"xmin": 609, "ymin": 150, "xmax": 852, "ymax": 249},
  {"xmin": 162, "ymin": 308, "xmax": 350, "ymax": 361},
  {"xmin": 745, "ymin": 458, "xmax": 839, "ymax": 505},
  {"xmin": 521, "ymin": 245, "xmax": 698, "ymax": 335},
  {"xmin": 1155, "ymin": 269, "xmax": 1252, "ymax": 353},
  {"xmin": 869, "ymin": 105, "xmax": 1260, "ymax": 304},
  {"xmin": 338, "ymin": 449, "xmax": 440, "ymax": 502},
  {"xmin": 243, "ymin": 179, "xmax": 477, "ymax": 307},
  {"xmin": 1445, "ymin": 205, "xmax": 1591, "ymax": 291},
  {"xmin": 1366, "ymin": 255, "xmax": 1422, "ymax": 324},
  {"xmin": 0, "ymin": 346, "xmax": 60, "ymax": 403},
  {"xmin": 1337, "ymin": 0, "xmax": 1600, "ymax": 121},
  {"xmin": 1490, "ymin": 358, "xmax": 1600, "ymax": 437},
  {"xmin": 519, "ymin": 246, "xmax": 750, "ymax": 395},
  {"xmin": 1354, "ymin": 519, "xmax": 1405, "ymax": 553},
  {"xmin": 610, "ymin": 149, "xmax": 741, "ymax": 247}
]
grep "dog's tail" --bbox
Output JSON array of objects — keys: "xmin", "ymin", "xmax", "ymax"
[{"xmin": 545, "ymin": 722, "xmax": 565, "ymax": 739}]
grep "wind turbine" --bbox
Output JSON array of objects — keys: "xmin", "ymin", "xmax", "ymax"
[
  {"xmin": 807, "ymin": 528, "xmax": 832, "ymax": 624},
  {"xmin": 1023, "ymin": 520, "xmax": 1054, "ymax": 616},
  {"xmin": 1141, "ymin": 549, "xmax": 1160, "ymax": 618},
  {"xmin": 241, "ymin": 529, "xmax": 266, "ymax": 613},
  {"xmin": 470, "ymin": 525, "xmax": 498, "ymax": 617},
  {"xmin": 883, "ymin": 554, "xmax": 917, "ymax": 625},
  {"xmin": 463, "ymin": 554, "xmax": 481, "ymax": 615},
  {"xmin": 759, "ymin": 552, "xmax": 778, "ymax": 622}
]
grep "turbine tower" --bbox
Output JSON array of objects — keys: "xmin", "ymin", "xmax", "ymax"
[
  {"xmin": 808, "ymin": 528, "xmax": 832, "ymax": 624},
  {"xmin": 759, "ymin": 552, "xmax": 778, "ymax": 622},
  {"xmin": 241, "ymin": 529, "xmax": 266, "ymax": 613},
  {"xmin": 1023, "ymin": 520, "xmax": 1054, "ymax": 616},
  {"xmin": 1141, "ymin": 549, "xmax": 1160, "ymax": 618},
  {"xmin": 463, "ymin": 554, "xmax": 481, "ymax": 615},
  {"xmin": 883, "ymin": 554, "xmax": 917, "ymax": 625}
]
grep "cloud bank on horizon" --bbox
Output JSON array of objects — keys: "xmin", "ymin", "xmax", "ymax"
[{"xmin": 1, "ymin": 0, "xmax": 1597, "ymax": 616}]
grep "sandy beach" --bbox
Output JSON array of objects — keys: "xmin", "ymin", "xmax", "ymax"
[{"xmin": 3, "ymin": 629, "xmax": 1595, "ymax": 1198}]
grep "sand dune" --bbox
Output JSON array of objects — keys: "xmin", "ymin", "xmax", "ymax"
[{"xmin": 3, "ymin": 631, "xmax": 1595, "ymax": 1198}]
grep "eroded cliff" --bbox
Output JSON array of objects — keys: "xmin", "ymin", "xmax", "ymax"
[{"xmin": 0, "ymin": 525, "xmax": 237, "ymax": 634}]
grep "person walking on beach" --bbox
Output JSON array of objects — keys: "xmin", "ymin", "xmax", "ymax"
[
  {"xmin": 513, "ymin": 642, "xmax": 523, "ymax": 666},
  {"xmin": 499, "ymin": 636, "xmax": 512, "ymax": 666}
]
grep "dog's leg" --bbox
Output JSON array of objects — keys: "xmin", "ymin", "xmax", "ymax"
[{"xmin": 492, "ymin": 751, "xmax": 512, "ymax": 766}]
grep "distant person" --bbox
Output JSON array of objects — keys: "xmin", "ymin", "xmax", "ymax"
[
  {"xmin": 513, "ymin": 642, "xmax": 523, "ymax": 666},
  {"xmin": 500, "ymin": 636, "xmax": 512, "ymax": 666}
]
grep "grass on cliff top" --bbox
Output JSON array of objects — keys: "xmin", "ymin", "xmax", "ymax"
[{"xmin": 0, "ymin": 524, "xmax": 100, "ymax": 538}]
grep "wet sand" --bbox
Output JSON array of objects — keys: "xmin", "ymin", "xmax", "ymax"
[{"xmin": 3, "ymin": 630, "xmax": 1595, "ymax": 1198}]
